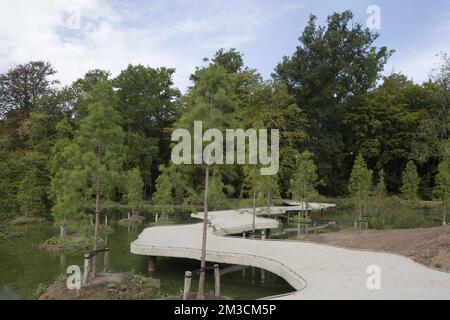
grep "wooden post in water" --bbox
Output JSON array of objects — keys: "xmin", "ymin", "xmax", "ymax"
[
  {"xmin": 60, "ymin": 223, "xmax": 67, "ymax": 238},
  {"xmin": 214, "ymin": 264, "xmax": 220, "ymax": 298},
  {"xmin": 183, "ymin": 271, "xmax": 192, "ymax": 300},
  {"xmin": 103, "ymin": 215, "xmax": 109, "ymax": 273},
  {"xmin": 148, "ymin": 256, "xmax": 157, "ymax": 272},
  {"xmin": 83, "ymin": 254, "xmax": 90, "ymax": 285}
]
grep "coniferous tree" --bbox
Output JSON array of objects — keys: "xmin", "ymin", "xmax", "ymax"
[
  {"xmin": 289, "ymin": 151, "xmax": 319, "ymax": 221},
  {"xmin": 348, "ymin": 154, "xmax": 373, "ymax": 221},
  {"xmin": 124, "ymin": 168, "xmax": 144, "ymax": 217},
  {"xmin": 69, "ymin": 81, "xmax": 125, "ymax": 276},
  {"xmin": 434, "ymin": 139, "xmax": 450, "ymax": 225},
  {"xmin": 401, "ymin": 161, "xmax": 420, "ymax": 200}
]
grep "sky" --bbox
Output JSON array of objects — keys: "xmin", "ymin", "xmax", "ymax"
[{"xmin": 0, "ymin": 0, "xmax": 449, "ymax": 91}]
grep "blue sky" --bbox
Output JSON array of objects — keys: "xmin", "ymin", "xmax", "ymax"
[{"xmin": 1, "ymin": 0, "xmax": 449, "ymax": 91}]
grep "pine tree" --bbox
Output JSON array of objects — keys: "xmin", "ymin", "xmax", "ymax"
[
  {"xmin": 16, "ymin": 168, "xmax": 46, "ymax": 217},
  {"xmin": 289, "ymin": 151, "xmax": 319, "ymax": 220},
  {"xmin": 348, "ymin": 154, "xmax": 373, "ymax": 221},
  {"xmin": 153, "ymin": 165, "xmax": 175, "ymax": 220},
  {"xmin": 244, "ymin": 165, "xmax": 279, "ymax": 236},
  {"xmin": 124, "ymin": 168, "xmax": 144, "ymax": 217},
  {"xmin": 401, "ymin": 160, "xmax": 420, "ymax": 200},
  {"xmin": 175, "ymin": 64, "xmax": 235, "ymax": 299},
  {"xmin": 50, "ymin": 119, "xmax": 81, "ymax": 236},
  {"xmin": 71, "ymin": 81, "xmax": 125, "ymax": 276},
  {"xmin": 434, "ymin": 139, "xmax": 450, "ymax": 225},
  {"xmin": 376, "ymin": 169, "xmax": 387, "ymax": 199}
]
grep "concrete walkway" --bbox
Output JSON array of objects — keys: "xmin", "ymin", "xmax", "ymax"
[{"xmin": 130, "ymin": 208, "xmax": 450, "ymax": 299}]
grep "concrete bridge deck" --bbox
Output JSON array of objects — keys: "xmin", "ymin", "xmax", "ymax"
[{"xmin": 130, "ymin": 207, "xmax": 450, "ymax": 299}]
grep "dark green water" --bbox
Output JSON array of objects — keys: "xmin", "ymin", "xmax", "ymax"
[{"xmin": 0, "ymin": 218, "xmax": 292, "ymax": 300}]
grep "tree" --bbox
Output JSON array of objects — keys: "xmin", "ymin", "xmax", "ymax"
[
  {"xmin": 16, "ymin": 167, "xmax": 47, "ymax": 217},
  {"xmin": 376, "ymin": 169, "xmax": 387, "ymax": 199},
  {"xmin": 275, "ymin": 11, "xmax": 392, "ymax": 195},
  {"xmin": 0, "ymin": 61, "xmax": 58, "ymax": 118},
  {"xmin": 124, "ymin": 168, "xmax": 144, "ymax": 216},
  {"xmin": 15, "ymin": 150, "xmax": 49, "ymax": 218},
  {"xmin": 175, "ymin": 63, "xmax": 235, "ymax": 299},
  {"xmin": 347, "ymin": 74, "xmax": 435, "ymax": 194},
  {"xmin": 289, "ymin": 151, "xmax": 319, "ymax": 227},
  {"xmin": 236, "ymin": 79, "xmax": 307, "ymax": 196},
  {"xmin": 114, "ymin": 65, "xmax": 180, "ymax": 196},
  {"xmin": 212, "ymin": 48, "xmax": 245, "ymax": 73},
  {"xmin": 50, "ymin": 119, "xmax": 83, "ymax": 236},
  {"xmin": 348, "ymin": 154, "xmax": 373, "ymax": 221},
  {"xmin": 153, "ymin": 165, "xmax": 174, "ymax": 206},
  {"xmin": 401, "ymin": 161, "xmax": 420, "ymax": 200},
  {"xmin": 244, "ymin": 164, "xmax": 279, "ymax": 235},
  {"xmin": 71, "ymin": 81, "xmax": 125, "ymax": 276},
  {"xmin": 435, "ymin": 139, "xmax": 450, "ymax": 225}
]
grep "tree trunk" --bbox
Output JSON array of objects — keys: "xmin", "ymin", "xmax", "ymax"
[
  {"xmin": 444, "ymin": 188, "xmax": 447, "ymax": 226},
  {"xmin": 103, "ymin": 215, "xmax": 109, "ymax": 273},
  {"xmin": 252, "ymin": 189, "xmax": 256, "ymax": 238},
  {"xmin": 197, "ymin": 165, "xmax": 210, "ymax": 300},
  {"xmin": 60, "ymin": 223, "xmax": 67, "ymax": 238},
  {"xmin": 93, "ymin": 177, "xmax": 101, "ymax": 277}
]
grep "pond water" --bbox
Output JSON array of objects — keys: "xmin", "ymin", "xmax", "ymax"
[{"xmin": 0, "ymin": 213, "xmax": 293, "ymax": 300}]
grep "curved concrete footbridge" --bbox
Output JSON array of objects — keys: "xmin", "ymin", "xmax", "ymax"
[{"xmin": 130, "ymin": 206, "xmax": 450, "ymax": 299}]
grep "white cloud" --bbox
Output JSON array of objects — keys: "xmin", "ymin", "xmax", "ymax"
[{"xmin": 0, "ymin": 0, "xmax": 305, "ymax": 91}]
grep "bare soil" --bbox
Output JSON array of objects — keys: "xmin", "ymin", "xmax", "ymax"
[
  {"xmin": 297, "ymin": 225, "xmax": 450, "ymax": 271},
  {"xmin": 39, "ymin": 273, "xmax": 160, "ymax": 300}
]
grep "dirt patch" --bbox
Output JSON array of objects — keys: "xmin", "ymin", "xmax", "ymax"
[
  {"xmin": 297, "ymin": 225, "xmax": 450, "ymax": 271},
  {"xmin": 39, "ymin": 273, "xmax": 160, "ymax": 300}
]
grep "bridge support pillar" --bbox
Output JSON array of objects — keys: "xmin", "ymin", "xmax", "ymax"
[
  {"xmin": 261, "ymin": 229, "xmax": 266, "ymax": 240},
  {"xmin": 148, "ymin": 256, "xmax": 157, "ymax": 272}
]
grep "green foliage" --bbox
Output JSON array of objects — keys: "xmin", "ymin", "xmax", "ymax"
[
  {"xmin": 212, "ymin": 48, "xmax": 245, "ymax": 73},
  {"xmin": 401, "ymin": 161, "xmax": 420, "ymax": 200},
  {"xmin": 434, "ymin": 138, "xmax": 450, "ymax": 222},
  {"xmin": 124, "ymin": 168, "xmax": 144, "ymax": 214},
  {"xmin": 275, "ymin": 11, "xmax": 392, "ymax": 194},
  {"xmin": 289, "ymin": 150, "xmax": 319, "ymax": 203},
  {"xmin": 348, "ymin": 154, "xmax": 373, "ymax": 219},
  {"xmin": 206, "ymin": 169, "xmax": 230, "ymax": 210},
  {"xmin": 16, "ymin": 168, "xmax": 47, "ymax": 217},
  {"xmin": 50, "ymin": 118, "xmax": 82, "ymax": 223},
  {"xmin": 376, "ymin": 169, "xmax": 387, "ymax": 199},
  {"xmin": 114, "ymin": 65, "xmax": 180, "ymax": 196},
  {"xmin": 1, "ymin": 11, "xmax": 450, "ymax": 224},
  {"xmin": 152, "ymin": 165, "xmax": 174, "ymax": 206}
]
